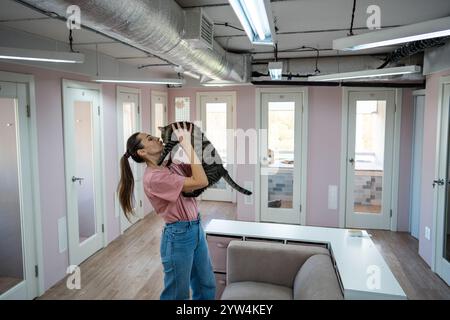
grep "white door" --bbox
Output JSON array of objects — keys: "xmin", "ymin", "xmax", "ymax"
[
  {"xmin": 434, "ymin": 82, "xmax": 450, "ymax": 285},
  {"xmin": 410, "ymin": 93, "xmax": 425, "ymax": 239},
  {"xmin": 63, "ymin": 81, "xmax": 104, "ymax": 266},
  {"xmin": 151, "ymin": 91, "xmax": 167, "ymax": 137},
  {"xmin": 117, "ymin": 88, "xmax": 144, "ymax": 233},
  {"xmin": 260, "ymin": 92, "xmax": 303, "ymax": 224},
  {"xmin": 199, "ymin": 93, "xmax": 235, "ymax": 202},
  {"xmin": 0, "ymin": 81, "xmax": 39, "ymax": 299},
  {"xmin": 345, "ymin": 91, "xmax": 395, "ymax": 230}
]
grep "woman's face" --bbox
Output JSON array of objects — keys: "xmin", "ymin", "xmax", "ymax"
[{"xmin": 136, "ymin": 132, "xmax": 163, "ymax": 160}]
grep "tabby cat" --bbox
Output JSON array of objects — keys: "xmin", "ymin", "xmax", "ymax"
[{"xmin": 158, "ymin": 121, "xmax": 252, "ymax": 197}]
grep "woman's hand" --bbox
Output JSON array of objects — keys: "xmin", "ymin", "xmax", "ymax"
[{"xmin": 172, "ymin": 122, "xmax": 192, "ymax": 150}]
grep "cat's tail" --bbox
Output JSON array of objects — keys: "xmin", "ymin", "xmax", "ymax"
[{"xmin": 222, "ymin": 172, "xmax": 252, "ymax": 195}]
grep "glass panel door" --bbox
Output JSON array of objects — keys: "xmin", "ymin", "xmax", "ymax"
[
  {"xmin": 199, "ymin": 94, "xmax": 234, "ymax": 202},
  {"xmin": 206, "ymin": 102, "xmax": 227, "ymax": 190},
  {"xmin": 74, "ymin": 101, "xmax": 96, "ymax": 243},
  {"xmin": 152, "ymin": 92, "xmax": 167, "ymax": 137},
  {"xmin": 63, "ymin": 83, "xmax": 104, "ymax": 266},
  {"xmin": 346, "ymin": 91, "xmax": 395, "ymax": 230},
  {"xmin": 353, "ymin": 100, "xmax": 386, "ymax": 215},
  {"xmin": 435, "ymin": 83, "xmax": 450, "ymax": 285},
  {"xmin": 444, "ymin": 107, "xmax": 450, "ymax": 263},
  {"xmin": 0, "ymin": 96, "xmax": 23, "ymax": 295},
  {"xmin": 0, "ymin": 81, "xmax": 38, "ymax": 299},
  {"xmin": 260, "ymin": 92, "xmax": 302, "ymax": 224},
  {"xmin": 267, "ymin": 101, "xmax": 295, "ymax": 209}
]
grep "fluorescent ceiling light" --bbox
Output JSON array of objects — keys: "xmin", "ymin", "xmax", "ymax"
[
  {"xmin": 268, "ymin": 61, "xmax": 283, "ymax": 80},
  {"xmin": 93, "ymin": 77, "xmax": 184, "ymax": 85},
  {"xmin": 228, "ymin": 0, "xmax": 275, "ymax": 45},
  {"xmin": 0, "ymin": 46, "xmax": 84, "ymax": 63},
  {"xmin": 201, "ymin": 79, "xmax": 252, "ymax": 87},
  {"xmin": 308, "ymin": 66, "xmax": 422, "ymax": 81},
  {"xmin": 201, "ymin": 80, "xmax": 236, "ymax": 87},
  {"xmin": 184, "ymin": 71, "xmax": 201, "ymax": 80},
  {"xmin": 333, "ymin": 16, "xmax": 450, "ymax": 51}
]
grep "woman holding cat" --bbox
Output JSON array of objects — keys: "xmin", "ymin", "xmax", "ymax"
[{"xmin": 117, "ymin": 122, "xmax": 216, "ymax": 300}]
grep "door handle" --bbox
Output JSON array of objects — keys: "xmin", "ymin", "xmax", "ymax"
[
  {"xmin": 349, "ymin": 158, "xmax": 355, "ymax": 166},
  {"xmin": 432, "ymin": 179, "xmax": 445, "ymax": 188},
  {"xmin": 72, "ymin": 176, "xmax": 84, "ymax": 185}
]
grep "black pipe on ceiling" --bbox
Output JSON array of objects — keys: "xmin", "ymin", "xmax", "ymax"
[{"xmin": 251, "ymin": 80, "xmax": 426, "ymax": 89}]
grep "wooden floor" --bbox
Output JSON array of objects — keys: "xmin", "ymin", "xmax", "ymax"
[
  {"xmin": 369, "ymin": 230, "xmax": 450, "ymax": 300},
  {"xmin": 39, "ymin": 201, "xmax": 449, "ymax": 300},
  {"xmin": 0, "ymin": 277, "xmax": 22, "ymax": 295}
]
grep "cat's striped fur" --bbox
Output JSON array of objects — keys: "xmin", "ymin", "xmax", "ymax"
[{"xmin": 157, "ymin": 121, "xmax": 252, "ymax": 197}]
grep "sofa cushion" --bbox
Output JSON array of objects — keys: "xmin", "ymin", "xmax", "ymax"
[
  {"xmin": 293, "ymin": 254, "xmax": 344, "ymax": 300},
  {"xmin": 221, "ymin": 281, "xmax": 293, "ymax": 300}
]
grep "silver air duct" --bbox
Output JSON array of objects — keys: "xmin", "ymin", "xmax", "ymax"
[{"xmin": 18, "ymin": 0, "xmax": 247, "ymax": 82}]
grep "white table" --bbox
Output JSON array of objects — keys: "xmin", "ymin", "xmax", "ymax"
[{"xmin": 205, "ymin": 219, "xmax": 406, "ymax": 300}]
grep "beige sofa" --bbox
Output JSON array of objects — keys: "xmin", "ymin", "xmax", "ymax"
[{"xmin": 220, "ymin": 241, "xmax": 344, "ymax": 300}]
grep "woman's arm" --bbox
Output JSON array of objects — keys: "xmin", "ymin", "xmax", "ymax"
[{"xmin": 171, "ymin": 123, "xmax": 208, "ymax": 192}]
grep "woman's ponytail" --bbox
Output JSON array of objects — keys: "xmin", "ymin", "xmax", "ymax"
[
  {"xmin": 117, "ymin": 132, "xmax": 144, "ymax": 222},
  {"xmin": 118, "ymin": 154, "xmax": 135, "ymax": 222}
]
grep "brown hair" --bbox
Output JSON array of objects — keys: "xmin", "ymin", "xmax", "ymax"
[{"xmin": 117, "ymin": 132, "xmax": 145, "ymax": 222}]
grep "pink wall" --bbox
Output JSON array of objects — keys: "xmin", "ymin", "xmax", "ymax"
[
  {"xmin": 306, "ymin": 87, "xmax": 342, "ymax": 227},
  {"xmin": 419, "ymin": 68, "xmax": 450, "ymax": 266},
  {"xmin": 0, "ymin": 61, "xmax": 166, "ymax": 290}
]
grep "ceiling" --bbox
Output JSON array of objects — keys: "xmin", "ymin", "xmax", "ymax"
[{"xmin": 0, "ymin": 0, "xmax": 449, "ymax": 76}]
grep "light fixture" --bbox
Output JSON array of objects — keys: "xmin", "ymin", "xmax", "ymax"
[
  {"xmin": 228, "ymin": 0, "xmax": 275, "ymax": 45},
  {"xmin": 92, "ymin": 77, "xmax": 185, "ymax": 85},
  {"xmin": 200, "ymin": 79, "xmax": 252, "ymax": 87},
  {"xmin": 0, "ymin": 46, "xmax": 84, "ymax": 63},
  {"xmin": 333, "ymin": 16, "xmax": 450, "ymax": 51},
  {"xmin": 268, "ymin": 61, "xmax": 283, "ymax": 80},
  {"xmin": 183, "ymin": 71, "xmax": 201, "ymax": 80},
  {"xmin": 308, "ymin": 65, "xmax": 422, "ymax": 81},
  {"xmin": 201, "ymin": 80, "xmax": 236, "ymax": 87}
]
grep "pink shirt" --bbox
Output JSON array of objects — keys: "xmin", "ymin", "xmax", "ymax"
[{"xmin": 143, "ymin": 162, "xmax": 199, "ymax": 223}]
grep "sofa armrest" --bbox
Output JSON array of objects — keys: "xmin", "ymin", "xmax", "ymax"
[
  {"xmin": 227, "ymin": 241, "xmax": 329, "ymax": 288},
  {"xmin": 293, "ymin": 254, "xmax": 343, "ymax": 300}
]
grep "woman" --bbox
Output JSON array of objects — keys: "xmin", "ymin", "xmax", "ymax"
[{"xmin": 117, "ymin": 122, "xmax": 216, "ymax": 300}]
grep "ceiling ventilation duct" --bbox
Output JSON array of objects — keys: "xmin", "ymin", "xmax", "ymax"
[{"xmin": 18, "ymin": 0, "xmax": 248, "ymax": 83}]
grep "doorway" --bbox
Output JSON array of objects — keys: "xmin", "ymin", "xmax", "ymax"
[
  {"xmin": 117, "ymin": 86, "xmax": 143, "ymax": 233},
  {"xmin": 433, "ymin": 77, "xmax": 450, "ymax": 285},
  {"xmin": 342, "ymin": 89, "xmax": 398, "ymax": 230},
  {"xmin": 62, "ymin": 80, "xmax": 105, "ymax": 266},
  {"xmin": 197, "ymin": 92, "xmax": 236, "ymax": 202},
  {"xmin": 258, "ymin": 89, "xmax": 307, "ymax": 224},
  {"xmin": 0, "ymin": 73, "xmax": 43, "ymax": 299},
  {"xmin": 410, "ymin": 90, "xmax": 425, "ymax": 239}
]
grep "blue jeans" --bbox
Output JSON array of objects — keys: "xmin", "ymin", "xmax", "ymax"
[{"xmin": 160, "ymin": 215, "xmax": 216, "ymax": 300}]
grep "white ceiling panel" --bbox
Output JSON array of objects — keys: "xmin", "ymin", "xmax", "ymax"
[
  {"xmin": 0, "ymin": 0, "xmax": 45, "ymax": 20},
  {"xmin": 92, "ymin": 42, "xmax": 147, "ymax": 58},
  {"xmin": 1, "ymin": 18, "xmax": 111, "ymax": 44}
]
